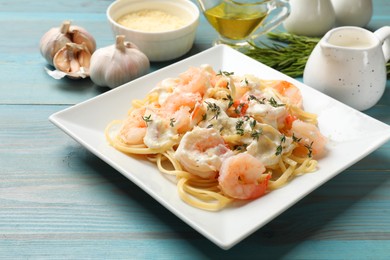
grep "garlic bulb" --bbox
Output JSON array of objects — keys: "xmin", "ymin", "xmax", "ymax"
[
  {"xmin": 89, "ymin": 35, "xmax": 150, "ymax": 88},
  {"xmin": 53, "ymin": 42, "xmax": 91, "ymax": 79},
  {"xmin": 40, "ymin": 20, "xmax": 96, "ymax": 66}
]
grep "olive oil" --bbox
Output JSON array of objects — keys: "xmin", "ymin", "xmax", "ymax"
[{"xmin": 204, "ymin": 2, "xmax": 267, "ymax": 40}]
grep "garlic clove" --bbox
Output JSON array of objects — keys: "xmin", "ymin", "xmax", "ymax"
[
  {"xmin": 40, "ymin": 21, "xmax": 72, "ymax": 66},
  {"xmin": 39, "ymin": 20, "xmax": 96, "ymax": 66},
  {"xmin": 89, "ymin": 35, "xmax": 150, "ymax": 88},
  {"xmin": 53, "ymin": 42, "xmax": 91, "ymax": 79},
  {"xmin": 70, "ymin": 28, "xmax": 96, "ymax": 54}
]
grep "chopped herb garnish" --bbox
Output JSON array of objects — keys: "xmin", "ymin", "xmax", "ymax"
[
  {"xmin": 275, "ymin": 144, "xmax": 283, "ymax": 156},
  {"xmin": 251, "ymin": 129, "xmax": 263, "ymax": 140},
  {"xmin": 248, "ymin": 95, "xmax": 266, "ymax": 104},
  {"xmin": 234, "ymin": 144, "xmax": 248, "ymax": 151},
  {"xmin": 205, "ymin": 101, "xmax": 221, "ymax": 120},
  {"xmin": 170, "ymin": 118, "xmax": 175, "ymax": 127},
  {"xmin": 217, "ymin": 70, "xmax": 234, "ymax": 76},
  {"xmin": 292, "ymin": 133, "xmax": 302, "ymax": 143},
  {"xmin": 275, "ymin": 134, "xmax": 286, "ymax": 155},
  {"xmin": 250, "ymin": 119, "xmax": 257, "ymax": 129},
  {"xmin": 305, "ymin": 142, "xmax": 314, "ymax": 157},
  {"xmin": 142, "ymin": 114, "xmax": 152, "ymax": 125},
  {"xmin": 234, "ymin": 103, "xmax": 246, "ymax": 114},
  {"xmin": 207, "ymin": 124, "xmax": 214, "ymax": 129},
  {"xmin": 236, "ymin": 119, "xmax": 245, "ymax": 136},
  {"xmin": 268, "ymin": 97, "xmax": 285, "ymax": 107},
  {"xmin": 223, "ymin": 94, "xmax": 234, "ymax": 108}
]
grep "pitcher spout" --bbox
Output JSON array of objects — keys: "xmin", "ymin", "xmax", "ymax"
[
  {"xmin": 318, "ymin": 26, "xmax": 378, "ymax": 61},
  {"xmin": 304, "ymin": 25, "xmax": 389, "ymax": 111},
  {"xmin": 324, "ymin": 27, "xmax": 377, "ymax": 50}
]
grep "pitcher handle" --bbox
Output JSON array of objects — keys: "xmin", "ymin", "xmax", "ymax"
[
  {"xmin": 374, "ymin": 26, "xmax": 390, "ymax": 61},
  {"xmin": 250, "ymin": 0, "xmax": 290, "ymax": 41}
]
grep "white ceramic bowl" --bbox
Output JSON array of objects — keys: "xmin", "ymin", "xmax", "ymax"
[{"xmin": 107, "ymin": 0, "xmax": 199, "ymax": 62}]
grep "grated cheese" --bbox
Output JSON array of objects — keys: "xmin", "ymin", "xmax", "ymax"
[{"xmin": 117, "ymin": 9, "xmax": 187, "ymax": 32}]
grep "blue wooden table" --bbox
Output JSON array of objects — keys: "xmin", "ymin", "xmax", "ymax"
[{"xmin": 1, "ymin": 0, "xmax": 390, "ymax": 258}]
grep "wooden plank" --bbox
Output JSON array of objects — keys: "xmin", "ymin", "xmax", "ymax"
[
  {"xmin": 1, "ymin": 0, "xmax": 390, "ymax": 257},
  {"xmin": 0, "ymin": 100, "xmax": 389, "ymax": 257}
]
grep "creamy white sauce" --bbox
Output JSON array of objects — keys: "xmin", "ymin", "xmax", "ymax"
[{"xmin": 143, "ymin": 116, "xmax": 176, "ymax": 149}]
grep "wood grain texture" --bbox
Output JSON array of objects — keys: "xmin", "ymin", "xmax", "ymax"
[{"xmin": 1, "ymin": 0, "xmax": 390, "ymax": 258}]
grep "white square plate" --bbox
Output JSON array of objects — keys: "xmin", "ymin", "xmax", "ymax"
[{"xmin": 49, "ymin": 45, "xmax": 390, "ymax": 249}]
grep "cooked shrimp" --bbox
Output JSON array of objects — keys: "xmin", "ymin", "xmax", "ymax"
[
  {"xmin": 218, "ymin": 153, "xmax": 270, "ymax": 200},
  {"xmin": 231, "ymin": 74, "xmax": 261, "ymax": 99},
  {"xmin": 178, "ymin": 67, "xmax": 209, "ymax": 95},
  {"xmin": 189, "ymin": 101, "xmax": 206, "ymax": 127},
  {"xmin": 143, "ymin": 113, "xmax": 177, "ymax": 150},
  {"xmin": 246, "ymin": 123, "xmax": 294, "ymax": 166},
  {"xmin": 170, "ymin": 106, "xmax": 191, "ymax": 134},
  {"xmin": 157, "ymin": 91, "xmax": 202, "ymax": 134},
  {"xmin": 119, "ymin": 107, "xmax": 147, "ymax": 145},
  {"xmin": 290, "ymin": 119, "xmax": 327, "ymax": 158},
  {"xmin": 175, "ymin": 127, "xmax": 234, "ymax": 179},
  {"xmin": 271, "ymin": 80, "xmax": 303, "ymax": 107},
  {"xmin": 237, "ymin": 90, "xmax": 287, "ymax": 129},
  {"xmin": 162, "ymin": 91, "xmax": 201, "ymax": 113},
  {"xmin": 200, "ymin": 64, "xmax": 225, "ymax": 89}
]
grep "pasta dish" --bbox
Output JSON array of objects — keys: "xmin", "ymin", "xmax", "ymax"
[{"xmin": 105, "ymin": 65, "xmax": 327, "ymax": 211}]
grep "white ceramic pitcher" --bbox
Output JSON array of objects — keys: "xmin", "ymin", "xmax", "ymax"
[
  {"xmin": 330, "ymin": 0, "xmax": 372, "ymax": 27},
  {"xmin": 283, "ymin": 0, "xmax": 335, "ymax": 37},
  {"xmin": 303, "ymin": 26, "xmax": 390, "ymax": 111}
]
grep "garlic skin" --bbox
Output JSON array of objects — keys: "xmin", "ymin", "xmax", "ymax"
[
  {"xmin": 40, "ymin": 20, "xmax": 96, "ymax": 66},
  {"xmin": 53, "ymin": 42, "xmax": 91, "ymax": 79},
  {"xmin": 89, "ymin": 35, "xmax": 150, "ymax": 88}
]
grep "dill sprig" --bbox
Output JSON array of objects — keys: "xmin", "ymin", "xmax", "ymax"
[{"xmin": 246, "ymin": 32, "xmax": 390, "ymax": 78}]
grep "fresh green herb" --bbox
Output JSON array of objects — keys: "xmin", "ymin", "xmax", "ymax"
[
  {"xmin": 275, "ymin": 145, "xmax": 283, "ymax": 156},
  {"xmin": 223, "ymin": 94, "xmax": 234, "ymax": 108},
  {"xmin": 250, "ymin": 118, "xmax": 257, "ymax": 129},
  {"xmin": 205, "ymin": 101, "xmax": 221, "ymax": 120},
  {"xmin": 268, "ymin": 97, "xmax": 285, "ymax": 107},
  {"xmin": 142, "ymin": 114, "xmax": 152, "ymax": 125},
  {"xmin": 170, "ymin": 118, "xmax": 175, "ymax": 127},
  {"xmin": 236, "ymin": 119, "xmax": 245, "ymax": 136},
  {"xmin": 234, "ymin": 144, "xmax": 248, "ymax": 152},
  {"xmin": 251, "ymin": 129, "xmax": 263, "ymax": 140},
  {"xmin": 248, "ymin": 95, "xmax": 284, "ymax": 107},
  {"xmin": 234, "ymin": 103, "xmax": 246, "ymax": 114},
  {"xmin": 248, "ymin": 95, "xmax": 266, "ymax": 104},
  {"xmin": 207, "ymin": 124, "xmax": 214, "ymax": 129},
  {"xmin": 305, "ymin": 142, "xmax": 314, "ymax": 158},
  {"xmin": 292, "ymin": 133, "xmax": 302, "ymax": 143},
  {"xmin": 246, "ymin": 32, "xmax": 390, "ymax": 78},
  {"xmin": 275, "ymin": 135, "xmax": 286, "ymax": 156},
  {"xmin": 245, "ymin": 32, "xmax": 320, "ymax": 78},
  {"xmin": 217, "ymin": 70, "xmax": 234, "ymax": 76}
]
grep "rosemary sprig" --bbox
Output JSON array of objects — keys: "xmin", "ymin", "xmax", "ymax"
[
  {"xmin": 245, "ymin": 32, "xmax": 319, "ymax": 78},
  {"xmin": 246, "ymin": 32, "xmax": 390, "ymax": 78}
]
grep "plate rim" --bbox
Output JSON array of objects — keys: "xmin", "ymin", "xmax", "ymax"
[{"xmin": 49, "ymin": 44, "xmax": 390, "ymax": 250}]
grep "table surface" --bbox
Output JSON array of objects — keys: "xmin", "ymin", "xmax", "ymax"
[{"xmin": 1, "ymin": 0, "xmax": 390, "ymax": 258}]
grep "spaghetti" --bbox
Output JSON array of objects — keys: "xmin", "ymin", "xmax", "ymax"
[{"xmin": 105, "ymin": 65, "xmax": 326, "ymax": 211}]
